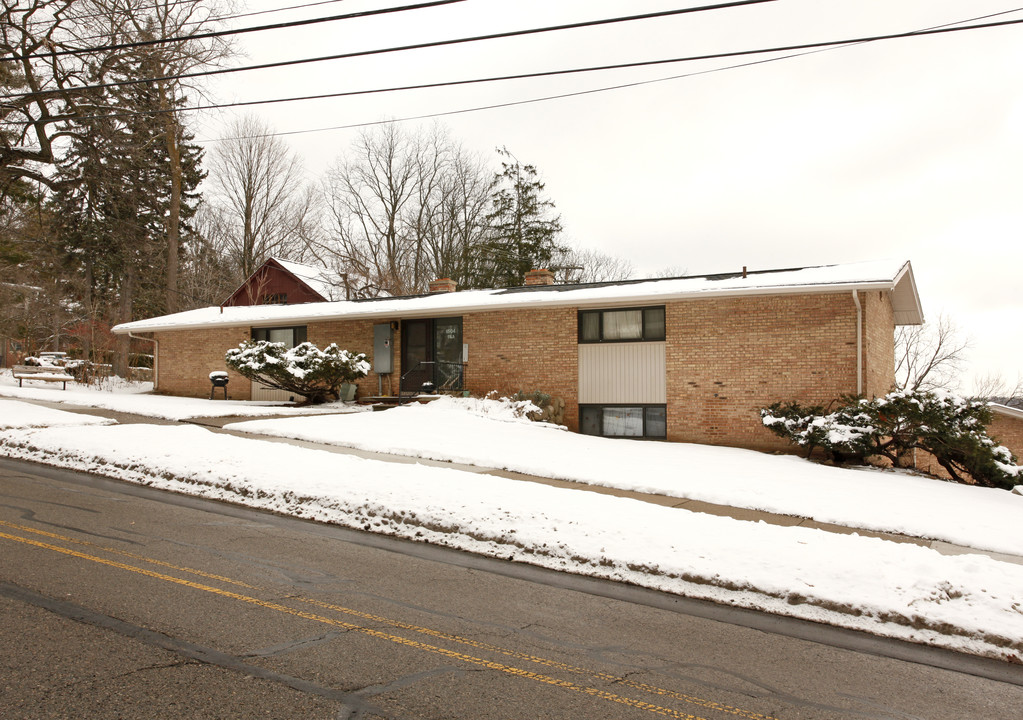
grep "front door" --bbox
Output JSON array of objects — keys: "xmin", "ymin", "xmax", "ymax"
[
  {"xmin": 401, "ymin": 320, "xmax": 432, "ymax": 392},
  {"xmin": 400, "ymin": 318, "xmax": 462, "ymax": 393}
]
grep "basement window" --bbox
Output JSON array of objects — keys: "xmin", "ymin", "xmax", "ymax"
[
  {"xmin": 580, "ymin": 405, "xmax": 666, "ymax": 439},
  {"xmin": 578, "ymin": 306, "xmax": 665, "ymax": 343}
]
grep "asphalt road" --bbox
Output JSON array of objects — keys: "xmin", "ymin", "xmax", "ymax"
[{"xmin": 1, "ymin": 457, "xmax": 1021, "ymax": 720}]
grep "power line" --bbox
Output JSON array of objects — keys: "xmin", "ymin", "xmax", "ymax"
[
  {"xmin": 13, "ymin": 0, "xmax": 354, "ymax": 44},
  {"xmin": 172, "ymin": 9, "xmax": 1023, "ymax": 115},
  {"xmin": 2, "ymin": 1, "xmax": 780, "ymax": 101},
  {"xmin": 38, "ymin": 9, "xmax": 1023, "ymax": 132},
  {"xmin": 199, "ymin": 9, "xmax": 1023, "ymax": 141},
  {"xmin": 5, "ymin": 0, "xmax": 466, "ymax": 62}
]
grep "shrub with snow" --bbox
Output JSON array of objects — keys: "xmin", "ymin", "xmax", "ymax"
[
  {"xmin": 224, "ymin": 341, "xmax": 370, "ymax": 404},
  {"xmin": 762, "ymin": 390, "xmax": 1022, "ymax": 489}
]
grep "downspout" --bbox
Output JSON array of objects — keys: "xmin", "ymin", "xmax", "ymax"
[
  {"xmin": 128, "ymin": 331, "xmax": 158, "ymax": 390},
  {"xmin": 851, "ymin": 291, "xmax": 862, "ymax": 396}
]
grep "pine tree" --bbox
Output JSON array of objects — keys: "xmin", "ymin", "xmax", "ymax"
[
  {"xmin": 472, "ymin": 147, "xmax": 564, "ymax": 288},
  {"xmin": 49, "ymin": 48, "xmax": 203, "ymax": 373}
]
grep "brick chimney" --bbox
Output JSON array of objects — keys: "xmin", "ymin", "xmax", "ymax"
[
  {"xmin": 524, "ymin": 269, "xmax": 555, "ymax": 286},
  {"xmin": 428, "ymin": 277, "xmax": 457, "ymax": 293}
]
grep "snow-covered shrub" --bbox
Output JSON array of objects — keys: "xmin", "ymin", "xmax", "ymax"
[
  {"xmin": 510, "ymin": 390, "xmax": 566, "ymax": 425},
  {"xmin": 762, "ymin": 390, "xmax": 1022, "ymax": 489},
  {"xmin": 224, "ymin": 340, "xmax": 370, "ymax": 404}
]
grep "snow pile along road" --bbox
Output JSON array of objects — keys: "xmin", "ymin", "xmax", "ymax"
[
  {"xmin": 228, "ymin": 396, "xmax": 1023, "ymax": 557},
  {"xmin": 2, "ymin": 416, "xmax": 1022, "ymax": 662}
]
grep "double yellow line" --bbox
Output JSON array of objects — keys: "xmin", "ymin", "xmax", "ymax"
[{"xmin": 0, "ymin": 519, "xmax": 777, "ymax": 720}]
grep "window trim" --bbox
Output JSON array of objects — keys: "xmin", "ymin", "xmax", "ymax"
[
  {"xmin": 579, "ymin": 403, "xmax": 667, "ymax": 439},
  {"xmin": 578, "ymin": 306, "xmax": 666, "ymax": 344}
]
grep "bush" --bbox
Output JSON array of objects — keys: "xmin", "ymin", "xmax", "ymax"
[
  {"xmin": 225, "ymin": 340, "xmax": 370, "ymax": 404},
  {"xmin": 762, "ymin": 390, "xmax": 1022, "ymax": 489}
]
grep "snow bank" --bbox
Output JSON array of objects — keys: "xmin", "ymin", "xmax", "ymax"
[
  {"xmin": 228, "ymin": 397, "xmax": 1023, "ymax": 556},
  {"xmin": 0, "ymin": 398, "xmax": 115, "ymax": 429},
  {"xmin": 1, "ymin": 422, "xmax": 1021, "ymax": 661},
  {"xmin": 0, "ymin": 371, "xmax": 367, "ymax": 421}
]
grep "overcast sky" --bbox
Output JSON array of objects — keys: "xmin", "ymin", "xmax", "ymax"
[{"xmin": 196, "ymin": 0, "xmax": 1023, "ymax": 391}]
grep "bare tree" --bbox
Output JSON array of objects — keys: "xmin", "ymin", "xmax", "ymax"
[
  {"xmin": 207, "ymin": 115, "xmax": 312, "ymax": 280},
  {"xmin": 894, "ymin": 313, "xmax": 971, "ymax": 392},
  {"xmin": 971, "ymin": 373, "xmax": 1023, "ymax": 407},
  {"xmin": 553, "ymin": 245, "xmax": 634, "ymax": 284},
  {"xmin": 420, "ymin": 144, "xmax": 493, "ymax": 286},
  {"xmin": 1, "ymin": 1, "xmax": 94, "ymax": 192},
  {"xmin": 321, "ymin": 124, "xmax": 437, "ymax": 297},
  {"xmin": 1, "ymin": 1, "xmax": 229, "ymax": 313}
]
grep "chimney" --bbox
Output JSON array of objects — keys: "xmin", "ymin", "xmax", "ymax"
[
  {"xmin": 428, "ymin": 277, "xmax": 457, "ymax": 293},
  {"xmin": 524, "ymin": 269, "xmax": 555, "ymax": 286}
]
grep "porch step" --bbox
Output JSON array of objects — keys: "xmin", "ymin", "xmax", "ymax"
[{"xmin": 358, "ymin": 394, "xmax": 443, "ymax": 407}]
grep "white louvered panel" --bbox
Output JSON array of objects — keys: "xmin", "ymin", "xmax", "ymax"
[
  {"xmin": 578, "ymin": 342, "xmax": 666, "ymax": 404},
  {"xmin": 251, "ymin": 379, "xmax": 296, "ymax": 402}
]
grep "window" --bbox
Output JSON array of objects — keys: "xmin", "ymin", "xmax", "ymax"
[
  {"xmin": 252, "ymin": 326, "xmax": 307, "ymax": 347},
  {"xmin": 261, "ymin": 293, "xmax": 287, "ymax": 305},
  {"xmin": 579, "ymin": 405, "xmax": 667, "ymax": 439},
  {"xmin": 579, "ymin": 306, "xmax": 665, "ymax": 343}
]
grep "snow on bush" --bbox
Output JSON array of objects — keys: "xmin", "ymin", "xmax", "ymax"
[
  {"xmin": 763, "ymin": 390, "xmax": 1022, "ymax": 489},
  {"xmin": 225, "ymin": 340, "xmax": 370, "ymax": 404},
  {"xmin": 421, "ymin": 393, "xmax": 542, "ymax": 423}
]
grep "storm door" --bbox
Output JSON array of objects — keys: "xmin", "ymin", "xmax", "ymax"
[{"xmin": 400, "ymin": 317, "xmax": 462, "ymax": 392}]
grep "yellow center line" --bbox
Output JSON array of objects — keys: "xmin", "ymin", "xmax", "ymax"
[
  {"xmin": 0, "ymin": 519, "xmax": 777, "ymax": 720},
  {"xmin": 0, "ymin": 519, "xmax": 256, "ymax": 589},
  {"xmin": 0, "ymin": 529, "xmax": 707, "ymax": 720},
  {"xmin": 298, "ymin": 595, "xmax": 777, "ymax": 720}
]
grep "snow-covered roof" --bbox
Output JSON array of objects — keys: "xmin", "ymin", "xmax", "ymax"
[
  {"xmin": 990, "ymin": 403, "xmax": 1023, "ymax": 421},
  {"xmin": 114, "ymin": 259, "xmax": 924, "ymax": 334},
  {"xmin": 271, "ymin": 258, "xmax": 343, "ymax": 302}
]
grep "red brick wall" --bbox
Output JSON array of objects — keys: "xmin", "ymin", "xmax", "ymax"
[
  {"xmin": 154, "ymin": 326, "xmax": 253, "ymax": 399},
  {"xmin": 463, "ymin": 307, "xmax": 579, "ymax": 429},
  {"xmin": 665, "ymin": 293, "xmax": 861, "ymax": 451}
]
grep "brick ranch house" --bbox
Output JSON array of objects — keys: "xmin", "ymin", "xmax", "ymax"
[{"xmin": 112, "ymin": 259, "xmax": 925, "ymax": 453}]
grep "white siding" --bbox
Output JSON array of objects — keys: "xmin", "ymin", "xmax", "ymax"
[
  {"xmin": 578, "ymin": 342, "xmax": 666, "ymax": 404},
  {"xmin": 251, "ymin": 380, "xmax": 296, "ymax": 402}
]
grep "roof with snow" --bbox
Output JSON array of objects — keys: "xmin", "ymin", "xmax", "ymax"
[
  {"xmin": 270, "ymin": 258, "xmax": 342, "ymax": 302},
  {"xmin": 990, "ymin": 403, "xmax": 1023, "ymax": 421},
  {"xmin": 113, "ymin": 258, "xmax": 924, "ymax": 334}
]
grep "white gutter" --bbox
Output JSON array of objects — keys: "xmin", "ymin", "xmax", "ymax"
[
  {"xmin": 128, "ymin": 330, "xmax": 158, "ymax": 390},
  {"xmin": 851, "ymin": 290, "xmax": 862, "ymax": 396}
]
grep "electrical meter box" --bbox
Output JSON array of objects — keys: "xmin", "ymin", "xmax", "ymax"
[{"xmin": 373, "ymin": 323, "xmax": 393, "ymax": 374}]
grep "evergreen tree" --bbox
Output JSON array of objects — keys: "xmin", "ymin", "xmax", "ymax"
[
  {"xmin": 49, "ymin": 48, "xmax": 203, "ymax": 372},
  {"xmin": 472, "ymin": 147, "xmax": 564, "ymax": 288},
  {"xmin": 761, "ymin": 391, "xmax": 1022, "ymax": 489}
]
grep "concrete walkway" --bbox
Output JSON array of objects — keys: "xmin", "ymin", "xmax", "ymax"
[{"xmin": 10, "ymin": 398, "xmax": 1023, "ymax": 566}]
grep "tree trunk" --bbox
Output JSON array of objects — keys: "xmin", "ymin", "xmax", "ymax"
[
  {"xmin": 162, "ymin": 93, "xmax": 182, "ymax": 314},
  {"xmin": 114, "ymin": 267, "xmax": 135, "ymax": 378}
]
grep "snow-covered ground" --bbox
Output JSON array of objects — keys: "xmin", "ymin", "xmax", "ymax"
[
  {"xmin": 0, "ymin": 370, "xmax": 366, "ymax": 420},
  {"xmin": 1, "ymin": 388, "xmax": 1022, "ymax": 661},
  {"xmin": 227, "ymin": 396, "xmax": 1023, "ymax": 558}
]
